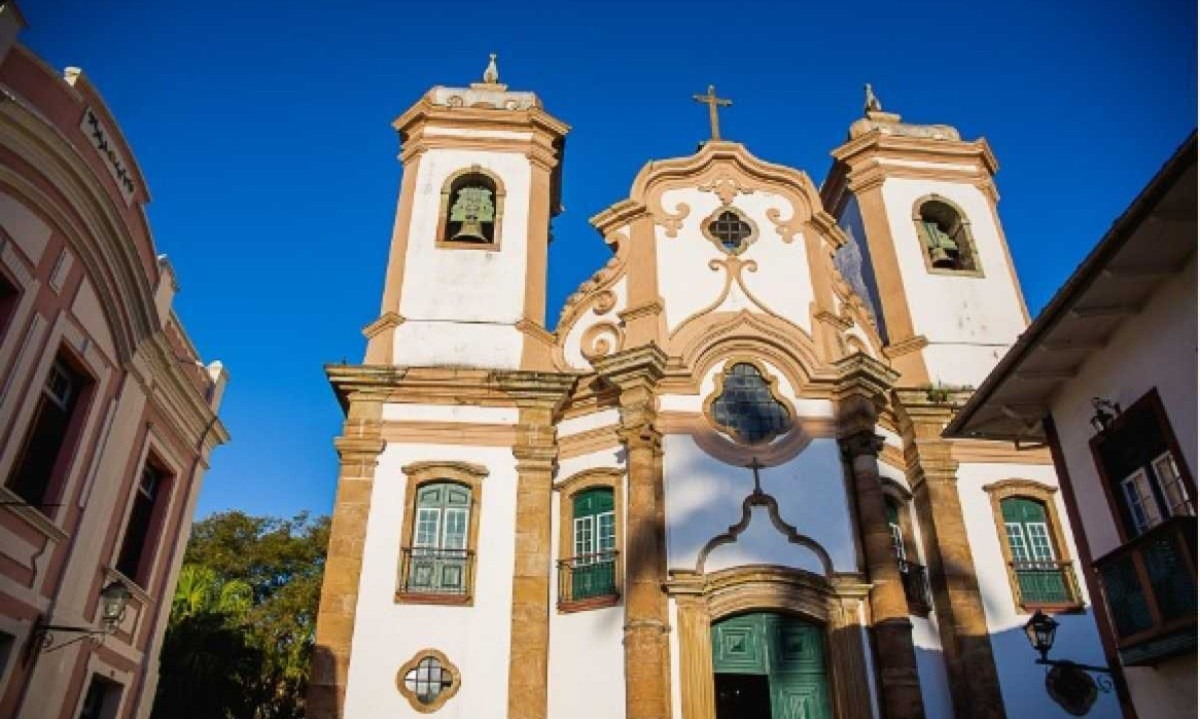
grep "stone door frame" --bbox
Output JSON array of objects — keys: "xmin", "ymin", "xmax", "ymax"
[{"xmin": 667, "ymin": 565, "xmax": 874, "ymax": 719}]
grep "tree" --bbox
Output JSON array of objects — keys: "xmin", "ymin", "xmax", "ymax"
[{"xmin": 153, "ymin": 511, "xmax": 330, "ymax": 719}]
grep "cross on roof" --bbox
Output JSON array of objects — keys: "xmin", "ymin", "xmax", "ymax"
[{"xmin": 693, "ymin": 84, "xmax": 732, "ymax": 141}]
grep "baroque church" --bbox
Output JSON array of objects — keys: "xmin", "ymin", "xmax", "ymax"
[{"xmin": 309, "ymin": 57, "xmax": 1122, "ymax": 719}]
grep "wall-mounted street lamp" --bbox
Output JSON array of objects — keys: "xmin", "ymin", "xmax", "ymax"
[
  {"xmin": 31, "ymin": 580, "xmax": 132, "ymax": 653},
  {"xmin": 1089, "ymin": 397, "xmax": 1121, "ymax": 435},
  {"xmin": 1024, "ymin": 611, "xmax": 1116, "ymax": 713}
]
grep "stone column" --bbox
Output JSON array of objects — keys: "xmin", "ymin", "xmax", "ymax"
[
  {"xmin": 670, "ymin": 576, "xmax": 716, "ymax": 719},
  {"xmin": 595, "ymin": 346, "xmax": 672, "ymax": 719},
  {"xmin": 841, "ymin": 430, "xmax": 926, "ymax": 719},
  {"xmin": 309, "ymin": 390, "xmax": 386, "ymax": 719},
  {"xmin": 501, "ymin": 374, "xmax": 575, "ymax": 719},
  {"xmin": 826, "ymin": 581, "xmax": 875, "ymax": 719},
  {"xmin": 899, "ymin": 391, "xmax": 1005, "ymax": 719},
  {"xmin": 834, "ymin": 354, "xmax": 923, "ymax": 719}
]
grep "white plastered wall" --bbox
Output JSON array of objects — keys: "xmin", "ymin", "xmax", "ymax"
[
  {"xmin": 1045, "ymin": 254, "xmax": 1197, "ymax": 719},
  {"xmin": 547, "ymin": 448, "xmax": 627, "ymax": 719},
  {"xmin": 956, "ymin": 462, "xmax": 1122, "ymax": 719},
  {"xmin": 655, "ymin": 188, "xmax": 815, "ymax": 335},
  {"xmin": 878, "ymin": 178, "xmax": 1027, "ymax": 387},
  {"xmin": 663, "ymin": 435, "xmax": 856, "ymax": 574},
  {"xmin": 391, "ymin": 146, "xmax": 533, "ymax": 369},
  {"xmin": 344, "ymin": 442, "xmax": 519, "ymax": 719}
]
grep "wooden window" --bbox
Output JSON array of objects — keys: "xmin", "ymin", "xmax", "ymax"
[
  {"xmin": 405, "ymin": 482, "xmax": 471, "ymax": 595},
  {"xmin": 6, "ymin": 356, "xmax": 92, "ymax": 511},
  {"xmin": 116, "ymin": 458, "xmax": 171, "ymax": 585},
  {"xmin": 77, "ymin": 675, "xmax": 122, "ymax": 719},
  {"xmin": 912, "ymin": 196, "xmax": 981, "ymax": 275},
  {"xmin": 985, "ymin": 480, "xmax": 1082, "ymax": 612},
  {"xmin": 567, "ymin": 488, "xmax": 617, "ymax": 601},
  {"xmin": 435, "ymin": 167, "xmax": 505, "ymax": 250},
  {"xmin": 1092, "ymin": 389, "xmax": 1196, "ymax": 541},
  {"xmin": 556, "ymin": 468, "xmax": 623, "ymax": 612},
  {"xmin": 885, "ymin": 498, "xmax": 906, "ymax": 561},
  {"xmin": 397, "ymin": 462, "xmax": 486, "ymax": 606},
  {"xmin": 884, "ymin": 492, "xmax": 931, "ymax": 615},
  {"xmin": 0, "ymin": 270, "xmax": 18, "ymax": 342}
]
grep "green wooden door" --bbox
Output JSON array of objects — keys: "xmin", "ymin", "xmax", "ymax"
[{"xmin": 712, "ymin": 613, "xmax": 831, "ymax": 719}]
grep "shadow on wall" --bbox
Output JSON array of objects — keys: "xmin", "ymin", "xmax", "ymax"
[
  {"xmin": 308, "ymin": 644, "xmax": 336, "ymax": 718},
  {"xmin": 912, "ymin": 622, "xmax": 1125, "ymax": 719}
]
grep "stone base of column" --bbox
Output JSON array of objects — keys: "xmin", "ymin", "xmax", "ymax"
[{"xmin": 874, "ymin": 617, "xmax": 926, "ymax": 719}]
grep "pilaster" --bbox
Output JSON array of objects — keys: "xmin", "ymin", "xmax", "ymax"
[
  {"xmin": 594, "ymin": 345, "xmax": 672, "ymax": 719},
  {"xmin": 896, "ymin": 388, "xmax": 1005, "ymax": 719},
  {"xmin": 308, "ymin": 389, "xmax": 386, "ymax": 719},
  {"xmin": 498, "ymin": 372, "xmax": 575, "ymax": 719},
  {"xmin": 834, "ymin": 355, "xmax": 924, "ymax": 719}
]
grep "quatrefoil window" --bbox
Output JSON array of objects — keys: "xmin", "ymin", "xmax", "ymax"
[
  {"xmin": 702, "ymin": 208, "xmax": 757, "ymax": 255},
  {"xmin": 707, "ymin": 361, "xmax": 792, "ymax": 444},
  {"xmin": 397, "ymin": 650, "xmax": 460, "ymax": 712}
]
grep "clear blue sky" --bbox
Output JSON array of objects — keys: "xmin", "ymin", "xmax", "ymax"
[{"xmin": 19, "ymin": 0, "xmax": 1196, "ymax": 520}]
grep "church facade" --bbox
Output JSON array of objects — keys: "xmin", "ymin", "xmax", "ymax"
[{"xmin": 310, "ymin": 60, "xmax": 1123, "ymax": 719}]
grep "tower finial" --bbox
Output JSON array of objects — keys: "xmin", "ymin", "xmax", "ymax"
[
  {"xmin": 483, "ymin": 53, "xmax": 500, "ymax": 85},
  {"xmin": 864, "ymin": 83, "xmax": 883, "ymax": 115}
]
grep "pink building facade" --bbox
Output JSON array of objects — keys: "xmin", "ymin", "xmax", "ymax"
[{"xmin": 0, "ymin": 4, "xmax": 228, "ymax": 718}]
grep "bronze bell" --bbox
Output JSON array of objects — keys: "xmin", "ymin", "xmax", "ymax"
[
  {"xmin": 929, "ymin": 246, "xmax": 955, "ymax": 268},
  {"xmin": 449, "ymin": 185, "xmax": 495, "ymax": 243},
  {"xmin": 452, "ymin": 216, "xmax": 487, "ymax": 243}
]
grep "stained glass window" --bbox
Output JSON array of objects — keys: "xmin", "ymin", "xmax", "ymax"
[{"xmin": 709, "ymin": 363, "xmax": 791, "ymax": 444}]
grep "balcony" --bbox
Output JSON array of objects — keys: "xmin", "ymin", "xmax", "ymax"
[
  {"xmin": 557, "ymin": 551, "xmax": 620, "ymax": 612},
  {"xmin": 897, "ymin": 558, "xmax": 932, "ymax": 615},
  {"xmin": 1095, "ymin": 515, "xmax": 1196, "ymax": 665},
  {"xmin": 1008, "ymin": 559, "xmax": 1083, "ymax": 611},
  {"xmin": 397, "ymin": 547, "xmax": 474, "ymax": 605}
]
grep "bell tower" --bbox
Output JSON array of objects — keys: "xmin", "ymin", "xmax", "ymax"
[
  {"xmin": 822, "ymin": 88, "xmax": 1030, "ymax": 388},
  {"xmin": 364, "ymin": 55, "xmax": 569, "ymax": 370}
]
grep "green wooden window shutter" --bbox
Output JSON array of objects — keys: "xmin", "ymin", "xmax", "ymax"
[
  {"xmin": 408, "ymin": 481, "xmax": 471, "ymax": 593},
  {"xmin": 569, "ymin": 488, "xmax": 616, "ymax": 600},
  {"xmin": 885, "ymin": 498, "xmax": 899, "ymax": 526},
  {"xmin": 1001, "ymin": 497, "xmax": 1070, "ymax": 605}
]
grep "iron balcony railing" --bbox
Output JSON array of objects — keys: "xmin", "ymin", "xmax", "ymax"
[
  {"xmin": 1094, "ymin": 515, "xmax": 1196, "ymax": 665},
  {"xmin": 400, "ymin": 547, "xmax": 474, "ymax": 597},
  {"xmin": 557, "ymin": 550, "xmax": 620, "ymax": 607},
  {"xmin": 1009, "ymin": 559, "xmax": 1082, "ymax": 610},
  {"xmin": 897, "ymin": 558, "xmax": 932, "ymax": 614}
]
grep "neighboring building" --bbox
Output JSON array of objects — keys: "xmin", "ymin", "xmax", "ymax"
[
  {"xmin": 311, "ymin": 59, "xmax": 1122, "ymax": 719},
  {"xmin": 0, "ymin": 5, "xmax": 229, "ymax": 719},
  {"xmin": 946, "ymin": 134, "xmax": 1196, "ymax": 719}
]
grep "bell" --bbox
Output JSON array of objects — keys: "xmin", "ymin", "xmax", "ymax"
[
  {"xmin": 929, "ymin": 246, "xmax": 955, "ymax": 268},
  {"xmin": 448, "ymin": 185, "xmax": 495, "ymax": 243},
  {"xmin": 451, "ymin": 216, "xmax": 488, "ymax": 242}
]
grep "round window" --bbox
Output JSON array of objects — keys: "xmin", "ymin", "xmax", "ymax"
[{"xmin": 397, "ymin": 650, "xmax": 460, "ymax": 711}]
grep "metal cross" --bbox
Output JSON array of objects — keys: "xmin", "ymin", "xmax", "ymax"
[
  {"xmin": 693, "ymin": 84, "xmax": 732, "ymax": 140},
  {"xmin": 746, "ymin": 457, "xmax": 764, "ymax": 495}
]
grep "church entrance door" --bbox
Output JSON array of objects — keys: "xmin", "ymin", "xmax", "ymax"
[{"xmin": 711, "ymin": 612, "xmax": 832, "ymax": 719}]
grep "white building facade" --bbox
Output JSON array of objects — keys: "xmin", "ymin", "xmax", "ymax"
[
  {"xmin": 948, "ymin": 135, "xmax": 1196, "ymax": 719},
  {"xmin": 310, "ymin": 63, "xmax": 1123, "ymax": 719}
]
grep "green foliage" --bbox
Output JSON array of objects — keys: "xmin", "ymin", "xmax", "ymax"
[{"xmin": 152, "ymin": 511, "xmax": 330, "ymax": 719}]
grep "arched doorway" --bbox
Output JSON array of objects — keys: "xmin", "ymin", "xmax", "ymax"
[{"xmin": 712, "ymin": 612, "xmax": 832, "ymax": 719}]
